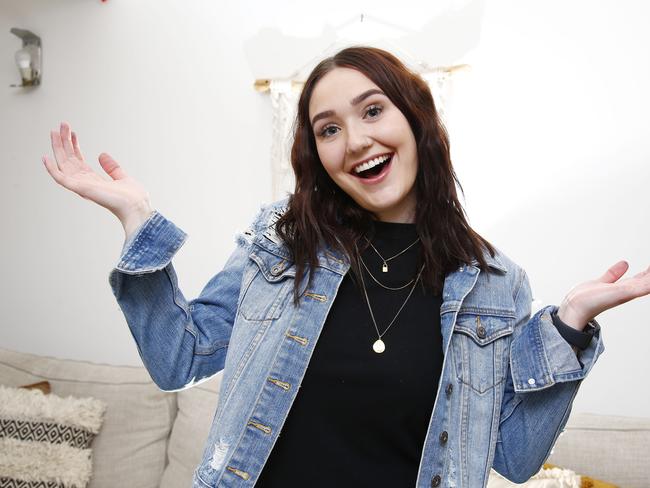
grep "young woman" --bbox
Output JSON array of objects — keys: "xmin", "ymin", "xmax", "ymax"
[{"xmin": 43, "ymin": 47, "xmax": 649, "ymax": 488}]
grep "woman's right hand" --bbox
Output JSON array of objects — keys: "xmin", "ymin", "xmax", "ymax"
[{"xmin": 43, "ymin": 122, "xmax": 154, "ymax": 238}]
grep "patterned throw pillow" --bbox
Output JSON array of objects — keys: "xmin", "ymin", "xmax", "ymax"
[{"xmin": 0, "ymin": 385, "xmax": 106, "ymax": 488}]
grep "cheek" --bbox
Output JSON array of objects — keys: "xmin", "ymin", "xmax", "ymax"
[
  {"xmin": 378, "ymin": 114, "xmax": 415, "ymax": 148},
  {"xmin": 317, "ymin": 143, "xmax": 344, "ymax": 175},
  {"xmin": 396, "ymin": 124, "xmax": 418, "ymax": 163}
]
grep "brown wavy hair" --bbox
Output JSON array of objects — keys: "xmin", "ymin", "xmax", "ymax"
[{"xmin": 274, "ymin": 46, "xmax": 496, "ymax": 304}]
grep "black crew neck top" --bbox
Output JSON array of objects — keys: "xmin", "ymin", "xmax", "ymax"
[{"xmin": 256, "ymin": 220, "xmax": 443, "ymax": 487}]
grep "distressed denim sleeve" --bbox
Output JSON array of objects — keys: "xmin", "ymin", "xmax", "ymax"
[
  {"xmin": 109, "ymin": 209, "xmax": 260, "ymax": 392},
  {"xmin": 491, "ymin": 268, "xmax": 605, "ymax": 483}
]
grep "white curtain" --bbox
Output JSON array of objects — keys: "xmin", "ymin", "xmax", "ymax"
[
  {"xmin": 269, "ymin": 80, "xmax": 300, "ymax": 200},
  {"xmin": 268, "ymin": 70, "xmax": 454, "ymax": 200}
]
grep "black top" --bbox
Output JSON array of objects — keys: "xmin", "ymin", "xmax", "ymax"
[
  {"xmin": 256, "ymin": 222, "xmax": 594, "ymax": 486},
  {"xmin": 257, "ymin": 220, "xmax": 442, "ymax": 486}
]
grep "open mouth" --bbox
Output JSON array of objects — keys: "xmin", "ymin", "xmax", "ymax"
[{"xmin": 351, "ymin": 153, "xmax": 393, "ymax": 179}]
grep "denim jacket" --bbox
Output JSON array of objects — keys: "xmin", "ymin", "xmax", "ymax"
[{"xmin": 109, "ymin": 197, "xmax": 604, "ymax": 488}]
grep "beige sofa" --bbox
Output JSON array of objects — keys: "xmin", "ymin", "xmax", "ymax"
[{"xmin": 1, "ymin": 347, "xmax": 648, "ymax": 488}]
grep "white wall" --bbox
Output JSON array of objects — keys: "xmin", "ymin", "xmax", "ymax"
[{"xmin": 1, "ymin": 0, "xmax": 647, "ymax": 417}]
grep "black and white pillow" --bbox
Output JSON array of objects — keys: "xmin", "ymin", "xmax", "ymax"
[{"xmin": 0, "ymin": 385, "xmax": 106, "ymax": 488}]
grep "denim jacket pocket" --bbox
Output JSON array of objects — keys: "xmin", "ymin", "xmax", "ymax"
[
  {"xmin": 237, "ymin": 244, "xmax": 295, "ymax": 322},
  {"xmin": 452, "ymin": 311, "xmax": 515, "ymax": 394}
]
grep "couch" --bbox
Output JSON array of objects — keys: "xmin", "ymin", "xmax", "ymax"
[{"xmin": 1, "ymin": 347, "xmax": 648, "ymax": 488}]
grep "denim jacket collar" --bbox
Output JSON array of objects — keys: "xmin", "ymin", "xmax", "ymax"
[{"xmin": 255, "ymin": 202, "xmax": 508, "ymax": 277}]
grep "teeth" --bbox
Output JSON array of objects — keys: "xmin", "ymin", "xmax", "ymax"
[{"xmin": 353, "ymin": 154, "xmax": 391, "ymax": 174}]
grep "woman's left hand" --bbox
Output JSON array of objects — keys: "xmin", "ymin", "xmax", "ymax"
[{"xmin": 558, "ymin": 260, "xmax": 650, "ymax": 330}]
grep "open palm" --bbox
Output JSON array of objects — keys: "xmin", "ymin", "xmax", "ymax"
[
  {"xmin": 43, "ymin": 122, "xmax": 152, "ymax": 234},
  {"xmin": 559, "ymin": 260, "xmax": 650, "ymax": 329}
]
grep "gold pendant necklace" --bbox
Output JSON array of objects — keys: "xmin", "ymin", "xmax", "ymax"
[
  {"xmin": 366, "ymin": 236, "xmax": 420, "ymax": 273},
  {"xmin": 359, "ymin": 255, "xmax": 416, "ymax": 291},
  {"xmin": 357, "ymin": 245, "xmax": 425, "ymax": 354}
]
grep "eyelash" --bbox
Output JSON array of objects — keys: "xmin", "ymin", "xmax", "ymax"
[{"xmin": 319, "ymin": 104, "xmax": 384, "ymax": 138}]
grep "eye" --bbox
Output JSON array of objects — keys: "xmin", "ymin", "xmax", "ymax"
[
  {"xmin": 365, "ymin": 104, "xmax": 383, "ymax": 119},
  {"xmin": 316, "ymin": 104, "xmax": 383, "ymax": 139},
  {"xmin": 319, "ymin": 125, "xmax": 339, "ymax": 138}
]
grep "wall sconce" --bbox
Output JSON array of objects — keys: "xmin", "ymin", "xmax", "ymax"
[{"xmin": 10, "ymin": 28, "xmax": 42, "ymax": 88}]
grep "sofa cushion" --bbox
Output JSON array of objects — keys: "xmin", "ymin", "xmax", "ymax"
[
  {"xmin": 488, "ymin": 465, "xmax": 581, "ymax": 487},
  {"xmin": 160, "ymin": 372, "xmax": 223, "ymax": 488},
  {"xmin": 0, "ymin": 385, "xmax": 106, "ymax": 488},
  {"xmin": 548, "ymin": 412, "xmax": 650, "ymax": 488},
  {"xmin": 0, "ymin": 348, "xmax": 176, "ymax": 488}
]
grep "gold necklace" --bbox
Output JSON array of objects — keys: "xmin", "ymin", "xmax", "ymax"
[
  {"xmin": 365, "ymin": 235, "xmax": 420, "ymax": 273},
  {"xmin": 357, "ymin": 250, "xmax": 425, "ymax": 354},
  {"xmin": 359, "ymin": 254, "xmax": 416, "ymax": 291}
]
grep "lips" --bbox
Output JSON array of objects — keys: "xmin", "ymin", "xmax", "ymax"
[
  {"xmin": 349, "ymin": 152, "xmax": 394, "ymax": 175},
  {"xmin": 351, "ymin": 153, "xmax": 394, "ymax": 184}
]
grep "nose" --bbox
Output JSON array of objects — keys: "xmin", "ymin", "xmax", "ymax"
[{"xmin": 345, "ymin": 124, "xmax": 372, "ymax": 156}]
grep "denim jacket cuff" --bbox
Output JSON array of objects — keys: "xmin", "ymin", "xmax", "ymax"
[
  {"xmin": 510, "ymin": 305, "xmax": 605, "ymax": 393},
  {"xmin": 115, "ymin": 211, "xmax": 188, "ymax": 274}
]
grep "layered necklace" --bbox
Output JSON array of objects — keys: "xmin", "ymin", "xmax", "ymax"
[
  {"xmin": 355, "ymin": 234, "xmax": 424, "ymax": 354},
  {"xmin": 365, "ymin": 236, "xmax": 420, "ymax": 273}
]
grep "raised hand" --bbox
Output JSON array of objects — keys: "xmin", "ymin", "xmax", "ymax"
[
  {"xmin": 557, "ymin": 260, "xmax": 650, "ymax": 330},
  {"xmin": 43, "ymin": 122, "xmax": 154, "ymax": 238}
]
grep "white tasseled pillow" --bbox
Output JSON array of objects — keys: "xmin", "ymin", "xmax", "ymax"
[
  {"xmin": 0, "ymin": 385, "xmax": 106, "ymax": 488},
  {"xmin": 488, "ymin": 466, "xmax": 581, "ymax": 488}
]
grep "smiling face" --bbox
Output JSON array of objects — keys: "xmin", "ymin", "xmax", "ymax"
[{"xmin": 308, "ymin": 67, "xmax": 419, "ymax": 223}]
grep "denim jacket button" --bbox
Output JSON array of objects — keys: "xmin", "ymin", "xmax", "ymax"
[
  {"xmin": 431, "ymin": 474, "xmax": 441, "ymax": 487},
  {"xmin": 477, "ymin": 325, "xmax": 486, "ymax": 339},
  {"xmin": 439, "ymin": 431, "xmax": 448, "ymax": 444},
  {"xmin": 445, "ymin": 383, "xmax": 453, "ymax": 396}
]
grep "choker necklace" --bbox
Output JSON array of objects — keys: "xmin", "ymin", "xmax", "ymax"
[
  {"xmin": 359, "ymin": 254, "xmax": 416, "ymax": 291},
  {"xmin": 365, "ymin": 235, "xmax": 420, "ymax": 273},
  {"xmin": 357, "ymin": 249, "xmax": 425, "ymax": 353}
]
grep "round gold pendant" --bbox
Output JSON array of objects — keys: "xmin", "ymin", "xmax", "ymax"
[{"xmin": 372, "ymin": 339, "xmax": 385, "ymax": 353}]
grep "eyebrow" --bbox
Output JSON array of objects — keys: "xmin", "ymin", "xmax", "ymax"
[{"xmin": 311, "ymin": 88, "xmax": 386, "ymax": 126}]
